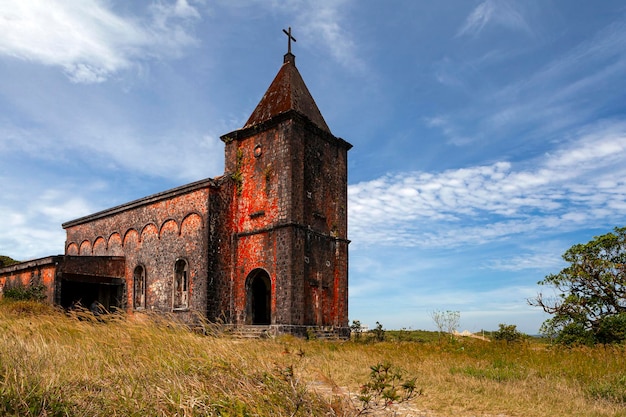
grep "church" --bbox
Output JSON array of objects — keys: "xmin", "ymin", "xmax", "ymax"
[{"xmin": 0, "ymin": 33, "xmax": 352, "ymax": 338}]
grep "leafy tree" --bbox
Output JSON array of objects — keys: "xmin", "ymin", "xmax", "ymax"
[{"xmin": 530, "ymin": 227, "xmax": 626, "ymax": 345}]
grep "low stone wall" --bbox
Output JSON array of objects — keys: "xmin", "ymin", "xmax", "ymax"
[{"xmin": 0, "ymin": 256, "xmax": 61, "ymax": 303}]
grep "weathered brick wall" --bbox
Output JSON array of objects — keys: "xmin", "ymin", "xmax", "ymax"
[
  {"xmin": 225, "ymin": 126, "xmax": 276, "ymax": 325},
  {"xmin": 63, "ymin": 184, "xmax": 211, "ymax": 314},
  {"xmin": 58, "ymin": 256, "xmax": 125, "ymax": 277},
  {"xmin": 222, "ymin": 112, "xmax": 350, "ymax": 329},
  {"xmin": 207, "ymin": 177, "xmax": 235, "ymax": 322},
  {"xmin": 0, "ymin": 257, "xmax": 58, "ymax": 303},
  {"xmin": 294, "ymin": 117, "xmax": 350, "ymax": 328}
]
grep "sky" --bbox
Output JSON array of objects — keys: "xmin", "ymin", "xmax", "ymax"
[{"xmin": 1, "ymin": 0, "xmax": 626, "ymax": 334}]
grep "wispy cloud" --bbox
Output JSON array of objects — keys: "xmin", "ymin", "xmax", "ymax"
[
  {"xmin": 79, "ymin": 130, "xmax": 225, "ymax": 181},
  {"xmin": 484, "ymin": 251, "xmax": 564, "ymax": 272},
  {"xmin": 288, "ymin": 0, "xmax": 365, "ymax": 73},
  {"xmin": 349, "ymin": 121, "xmax": 626, "ymax": 248},
  {"xmin": 457, "ymin": 0, "xmax": 532, "ymax": 37},
  {"xmin": 0, "ymin": 181, "xmax": 94, "ymax": 259},
  {"xmin": 433, "ymin": 14, "xmax": 626, "ymax": 149},
  {"xmin": 1, "ymin": 116, "xmax": 225, "ymax": 182},
  {"xmin": 0, "ymin": 0, "xmax": 201, "ymax": 83}
]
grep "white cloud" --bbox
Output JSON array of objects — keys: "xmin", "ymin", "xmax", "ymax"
[
  {"xmin": 80, "ymin": 130, "xmax": 225, "ymax": 181},
  {"xmin": 0, "ymin": 184, "xmax": 94, "ymax": 260},
  {"xmin": 349, "ymin": 122, "xmax": 626, "ymax": 249},
  {"xmin": 1, "ymin": 112, "xmax": 225, "ymax": 182},
  {"xmin": 285, "ymin": 0, "xmax": 364, "ymax": 73},
  {"xmin": 0, "ymin": 0, "xmax": 201, "ymax": 83},
  {"xmin": 457, "ymin": 0, "xmax": 532, "ymax": 37},
  {"xmin": 485, "ymin": 252, "xmax": 564, "ymax": 272},
  {"xmin": 151, "ymin": 0, "xmax": 201, "ymax": 22}
]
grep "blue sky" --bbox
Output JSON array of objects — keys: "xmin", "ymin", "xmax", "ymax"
[{"xmin": 1, "ymin": 1, "xmax": 626, "ymax": 334}]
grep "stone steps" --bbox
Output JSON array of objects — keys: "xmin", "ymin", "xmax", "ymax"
[
  {"xmin": 229, "ymin": 325, "xmax": 273, "ymax": 339},
  {"xmin": 227, "ymin": 325, "xmax": 348, "ymax": 340}
]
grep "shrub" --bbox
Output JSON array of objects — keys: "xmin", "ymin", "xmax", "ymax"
[
  {"xmin": 371, "ymin": 321, "xmax": 385, "ymax": 342},
  {"xmin": 350, "ymin": 320, "xmax": 363, "ymax": 341},
  {"xmin": 492, "ymin": 323, "xmax": 525, "ymax": 343},
  {"xmin": 357, "ymin": 362, "xmax": 421, "ymax": 414},
  {"xmin": 3, "ymin": 284, "xmax": 46, "ymax": 302}
]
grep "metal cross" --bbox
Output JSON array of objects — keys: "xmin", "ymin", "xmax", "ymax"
[{"xmin": 282, "ymin": 27, "xmax": 296, "ymax": 54}]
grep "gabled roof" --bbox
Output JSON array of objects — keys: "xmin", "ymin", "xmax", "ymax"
[{"xmin": 244, "ymin": 53, "xmax": 331, "ymax": 133}]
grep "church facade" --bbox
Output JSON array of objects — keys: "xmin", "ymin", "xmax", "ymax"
[{"xmin": 0, "ymin": 48, "xmax": 352, "ymax": 337}]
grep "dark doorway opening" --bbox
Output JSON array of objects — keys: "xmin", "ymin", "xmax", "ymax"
[
  {"xmin": 246, "ymin": 269, "xmax": 271, "ymax": 325},
  {"xmin": 60, "ymin": 275, "xmax": 124, "ymax": 312}
]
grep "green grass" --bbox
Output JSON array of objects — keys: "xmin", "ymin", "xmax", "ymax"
[{"xmin": 0, "ymin": 301, "xmax": 625, "ymax": 416}]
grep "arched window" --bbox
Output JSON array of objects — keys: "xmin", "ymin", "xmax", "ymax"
[
  {"xmin": 133, "ymin": 265, "xmax": 146, "ymax": 309},
  {"xmin": 173, "ymin": 259, "xmax": 189, "ymax": 309}
]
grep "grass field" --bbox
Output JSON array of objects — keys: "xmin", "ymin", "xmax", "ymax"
[{"xmin": 0, "ymin": 301, "xmax": 625, "ymax": 416}]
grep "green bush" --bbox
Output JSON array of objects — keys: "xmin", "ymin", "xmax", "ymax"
[
  {"xmin": 350, "ymin": 320, "xmax": 363, "ymax": 341},
  {"xmin": 371, "ymin": 321, "xmax": 385, "ymax": 342},
  {"xmin": 3, "ymin": 284, "xmax": 47, "ymax": 302},
  {"xmin": 492, "ymin": 323, "xmax": 525, "ymax": 343}
]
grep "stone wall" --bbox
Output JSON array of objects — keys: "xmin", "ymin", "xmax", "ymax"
[
  {"xmin": 63, "ymin": 180, "xmax": 212, "ymax": 314},
  {"xmin": 221, "ymin": 111, "xmax": 350, "ymax": 329},
  {"xmin": 0, "ymin": 256, "xmax": 126, "ymax": 307},
  {"xmin": 0, "ymin": 256, "xmax": 58, "ymax": 303},
  {"xmin": 298, "ymin": 116, "xmax": 350, "ymax": 328},
  {"xmin": 207, "ymin": 176, "xmax": 235, "ymax": 322}
]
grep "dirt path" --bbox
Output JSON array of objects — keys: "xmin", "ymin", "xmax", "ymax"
[{"xmin": 310, "ymin": 379, "xmax": 512, "ymax": 417}]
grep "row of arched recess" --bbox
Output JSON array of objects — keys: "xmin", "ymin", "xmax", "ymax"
[{"xmin": 66, "ymin": 212, "xmax": 204, "ymax": 256}]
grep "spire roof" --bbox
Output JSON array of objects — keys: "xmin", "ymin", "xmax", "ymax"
[{"xmin": 243, "ymin": 52, "xmax": 331, "ymax": 133}]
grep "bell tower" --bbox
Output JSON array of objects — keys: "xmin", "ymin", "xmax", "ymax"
[{"xmin": 220, "ymin": 30, "xmax": 352, "ymax": 336}]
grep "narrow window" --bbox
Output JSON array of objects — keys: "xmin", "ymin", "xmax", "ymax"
[
  {"xmin": 133, "ymin": 265, "xmax": 146, "ymax": 309},
  {"xmin": 173, "ymin": 259, "xmax": 189, "ymax": 309}
]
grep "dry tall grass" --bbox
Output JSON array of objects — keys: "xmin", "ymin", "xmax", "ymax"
[{"xmin": 0, "ymin": 301, "xmax": 624, "ymax": 416}]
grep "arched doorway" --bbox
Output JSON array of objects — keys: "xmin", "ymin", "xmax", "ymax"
[{"xmin": 246, "ymin": 269, "xmax": 271, "ymax": 325}]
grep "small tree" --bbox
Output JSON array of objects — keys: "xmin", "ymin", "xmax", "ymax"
[
  {"xmin": 430, "ymin": 310, "xmax": 460, "ymax": 338},
  {"xmin": 357, "ymin": 362, "xmax": 420, "ymax": 414},
  {"xmin": 530, "ymin": 227, "xmax": 626, "ymax": 345}
]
